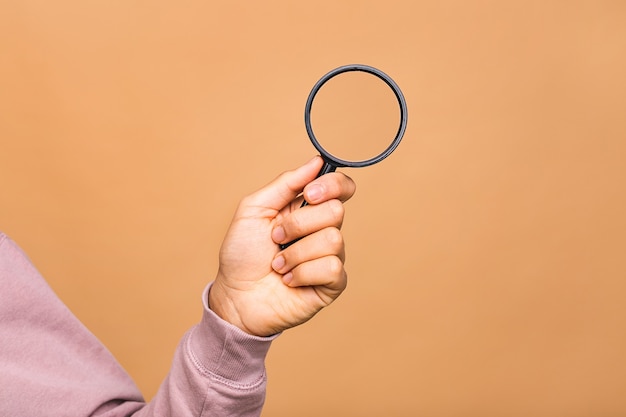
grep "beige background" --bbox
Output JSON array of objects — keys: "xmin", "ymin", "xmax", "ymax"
[{"xmin": 1, "ymin": 1, "xmax": 625, "ymax": 416}]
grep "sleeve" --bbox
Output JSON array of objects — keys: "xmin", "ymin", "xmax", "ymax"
[
  {"xmin": 132, "ymin": 285, "xmax": 279, "ymax": 417},
  {"xmin": 0, "ymin": 233, "xmax": 277, "ymax": 417}
]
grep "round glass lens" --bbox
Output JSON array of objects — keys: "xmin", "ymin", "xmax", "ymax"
[{"xmin": 308, "ymin": 70, "xmax": 402, "ymax": 164}]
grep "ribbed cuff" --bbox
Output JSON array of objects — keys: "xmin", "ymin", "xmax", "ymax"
[{"xmin": 187, "ymin": 283, "xmax": 279, "ymax": 386}]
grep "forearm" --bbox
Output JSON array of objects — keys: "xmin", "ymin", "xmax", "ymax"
[{"xmin": 132, "ymin": 284, "xmax": 277, "ymax": 417}]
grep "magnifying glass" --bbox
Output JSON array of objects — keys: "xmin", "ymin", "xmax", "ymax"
[{"xmin": 280, "ymin": 64, "xmax": 408, "ymax": 249}]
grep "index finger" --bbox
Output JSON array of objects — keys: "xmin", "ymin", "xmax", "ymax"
[{"xmin": 302, "ymin": 172, "xmax": 357, "ymax": 205}]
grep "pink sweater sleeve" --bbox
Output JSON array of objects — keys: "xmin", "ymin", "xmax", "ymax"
[{"xmin": 0, "ymin": 233, "xmax": 277, "ymax": 417}]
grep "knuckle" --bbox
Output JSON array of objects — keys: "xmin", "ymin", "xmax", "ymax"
[
  {"xmin": 346, "ymin": 174, "xmax": 357, "ymax": 194},
  {"xmin": 327, "ymin": 256, "xmax": 344, "ymax": 276},
  {"xmin": 288, "ymin": 212, "xmax": 305, "ymax": 234},
  {"xmin": 330, "ymin": 172, "xmax": 356, "ymax": 199},
  {"xmin": 326, "ymin": 199, "xmax": 345, "ymax": 221},
  {"xmin": 325, "ymin": 227, "xmax": 344, "ymax": 251},
  {"xmin": 338, "ymin": 270, "xmax": 348, "ymax": 292}
]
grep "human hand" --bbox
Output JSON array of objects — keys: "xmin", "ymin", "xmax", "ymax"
[{"xmin": 208, "ymin": 156, "xmax": 356, "ymax": 337}]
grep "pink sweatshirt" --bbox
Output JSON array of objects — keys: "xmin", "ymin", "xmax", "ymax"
[{"xmin": 0, "ymin": 233, "xmax": 277, "ymax": 416}]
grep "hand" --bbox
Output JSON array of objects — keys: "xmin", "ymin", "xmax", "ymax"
[{"xmin": 208, "ymin": 156, "xmax": 356, "ymax": 337}]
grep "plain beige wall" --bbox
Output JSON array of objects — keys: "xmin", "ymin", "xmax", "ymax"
[{"xmin": 1, "ymin": 1, "xmax": 625, "ymax": 416}]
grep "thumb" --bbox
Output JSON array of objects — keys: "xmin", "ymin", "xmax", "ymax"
[{"xmin": 245, "ymin": 156, "xmax": 323, "ymax": 211}]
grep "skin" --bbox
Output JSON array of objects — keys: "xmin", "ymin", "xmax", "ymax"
[{"xmin": 208, "ymin": 156, "xmax": 356, "ymax": 337}]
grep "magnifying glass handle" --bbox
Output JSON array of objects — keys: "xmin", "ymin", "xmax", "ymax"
[
  {"xmin": 279, "ymin": 160, "xmax": 337, "ymax": 250},
  {"xmin": 313, "ymin": 160, "xmax": 337, "ymax": 179}
]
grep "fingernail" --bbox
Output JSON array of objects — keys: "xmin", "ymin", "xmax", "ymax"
[
  {"xmin": 272, "ymin": 256, "xmax": 285, "ymax": 272},
  {"xmin": 282, "ymin": 272, "xmax": 293, "ymax": 285},
  {"xmin": 306, "ymin": 184, "xmax": 323, "ymax": 203},
  {"xmin": 272, "ymin": 225, "xmax": 286, "ymax": 243}
]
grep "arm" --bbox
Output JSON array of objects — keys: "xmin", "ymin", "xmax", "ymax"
[
  {"xmin": 138, "ymin": 155, "xmax": 356, "ymax": 416},
  {"xmin": 0, "ymin": 156, "xmax": 355, "ymax": 417}
]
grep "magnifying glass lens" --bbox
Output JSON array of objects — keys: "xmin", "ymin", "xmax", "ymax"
[{"xmin": 309, "ymin": 71, "xmax": 401, "ymax": 163}]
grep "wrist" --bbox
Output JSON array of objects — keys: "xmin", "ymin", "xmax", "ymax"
[{"xmin": 207, "ymin": 280, "xmax": 252, "ymax": 335}]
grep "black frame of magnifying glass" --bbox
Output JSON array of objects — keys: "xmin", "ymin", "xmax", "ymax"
[{"xmin": 305, "ymin": 64, "xmax": 408, "ymax": 170}]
